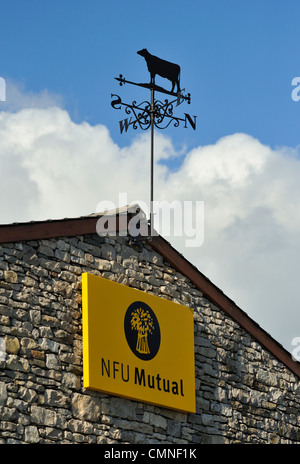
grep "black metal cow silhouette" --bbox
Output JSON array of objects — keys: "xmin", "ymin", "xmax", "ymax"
[{"xmin": 137, "ymin": 49, "xmax": 181, "ymax": 94}]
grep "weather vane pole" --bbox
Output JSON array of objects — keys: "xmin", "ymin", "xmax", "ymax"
[{"xmin": 111, "ymin": 49, "xmax": 197, "ymax": 238}]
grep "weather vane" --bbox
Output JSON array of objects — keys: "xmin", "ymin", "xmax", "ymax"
[{"xmin": 111, "ymin": 49, "xmax": 197, "ymax": 238}]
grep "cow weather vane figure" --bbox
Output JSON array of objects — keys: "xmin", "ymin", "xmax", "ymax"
[{"xmin": 111, "ymin": 49, "xmax": 197, "ymax": 238}]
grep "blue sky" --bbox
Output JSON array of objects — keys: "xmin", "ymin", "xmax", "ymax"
[
  {"xmin": 1, "ymin": 0, "xmax": 300, "ymax": 150},
  {"xmin": 1, "ymin": 1, "xmax": 300, "ymax": 354}
]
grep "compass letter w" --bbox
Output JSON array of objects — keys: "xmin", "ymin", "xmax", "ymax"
[{"xmin": 119, "ymin": 118, "xmax": 132, "ymax": 134}]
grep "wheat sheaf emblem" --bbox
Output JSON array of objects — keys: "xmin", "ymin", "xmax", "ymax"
[{"xmin": 130, "ymin": 307, "xmax": 154, "ymax": 354}]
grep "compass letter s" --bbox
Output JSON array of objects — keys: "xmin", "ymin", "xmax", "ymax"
[{"xmin": 111, "ymin": 94, "xmax": 122, "ymax": 109}]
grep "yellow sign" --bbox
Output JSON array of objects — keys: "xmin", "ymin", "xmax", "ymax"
[{"xmin": 82, "ymin": 273, "xmax": 195, "ymax": 413}]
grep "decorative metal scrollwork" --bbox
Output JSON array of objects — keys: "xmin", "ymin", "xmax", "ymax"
[{"xmin": 111, "ymin": 76, "xmax": 196, "ymax": 134}]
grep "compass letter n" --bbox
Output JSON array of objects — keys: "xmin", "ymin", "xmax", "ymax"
[{"xmin": 184, "ymin": 113, "xmax": 196, "ymax": 130}]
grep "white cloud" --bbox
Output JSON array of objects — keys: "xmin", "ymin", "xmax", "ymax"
[
  {"xmin": 0, "ymin": 86, "xmax": 300, "ymax": 353},
  {"xmin": 1, "ymin": 79, "xmax": 64, "ymax": 112},
  {"xmin": 162, "ymin": 134, "xmax": 300, "ymax": 351}
]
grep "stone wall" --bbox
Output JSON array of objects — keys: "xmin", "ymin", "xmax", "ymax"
[{"xmin": 0, "ymin": 233, "xmax": 299, "ymax": 444}]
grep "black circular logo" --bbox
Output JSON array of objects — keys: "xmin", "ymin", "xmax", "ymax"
[{"xmin": 124, "ymin": 301, "xmax": 160, "ymax": 361}]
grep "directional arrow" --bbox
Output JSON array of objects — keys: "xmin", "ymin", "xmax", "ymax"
[{"xmin": 115, "ymin": 75, "xmax": 191, "ymax": 104}]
